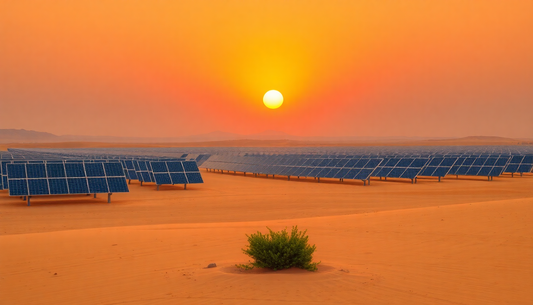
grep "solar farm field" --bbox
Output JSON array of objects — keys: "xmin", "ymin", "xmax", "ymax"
[{"xmin": 1, "ymin": 145, "xmax": 532, "ymax": 305}]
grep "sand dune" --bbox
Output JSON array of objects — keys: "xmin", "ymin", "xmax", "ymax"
[{"xmin": 1, "ymin": 172, "xmax": 532, "ymax": 304}]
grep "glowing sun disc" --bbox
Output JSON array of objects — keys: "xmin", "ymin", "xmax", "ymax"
[{"xmin": 263, "ymin": 90, "xmax": 283, "ymax": 109}]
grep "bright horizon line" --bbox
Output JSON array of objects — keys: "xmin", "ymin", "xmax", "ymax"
[{"xmin": 2, "ymin": 128, "xmax": 531, "ymax": 140}]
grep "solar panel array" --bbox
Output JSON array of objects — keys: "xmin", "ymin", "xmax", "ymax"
[
  {"xmin": 373, "ymin": 157, "xmax": 429, "ymax": 180},
  {"xmin": 418, "ymin": 157, "xmax": 458, "ymax": 179},
  {"xmin": 504, "ymin": 155, "xmax": 533, "ymax": 175},
  {"xmin": 6, "ymin": 161, "xmax": 129, "ymax": 205},
  {"xmin": 151, "ymin": 161, "xmax": 204, "ymax": 187},
  {"xmin": 203, "ymin": 155, "xmax": 384, "ymax": 183},
  {"xmin": 448, "ymin": 155, "xmax": 511, "ymax": 178}
]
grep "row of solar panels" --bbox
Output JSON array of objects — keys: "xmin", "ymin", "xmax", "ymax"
[
  {"xmin": 5, "ymin": 161, "xmax": 129, "ymax": 197},
  {"xmin": 0, "ymin": 159, "xmax": 123, "ymax": 190},
  {"xmin": 121, "ymin": 160, "xmax": 204, "ymax": 186},
  {"xmin": 12, "ymin": 145, "xmax": 533, "ymax": 158},
  {"xmin": 0, "ymin": 159, "xmax": 204, "ymax": 191},
  {"xmin": 202, "ymin": 154, "xmax": 533, "ymax": 182}
]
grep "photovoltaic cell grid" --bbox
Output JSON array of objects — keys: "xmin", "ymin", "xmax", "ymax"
[
  {"xmin": 134, "ymin": 161, "xmax": 155, "ymax": 183},
  {"xmin": 121, "ymin": 160, "xmax": 138, "ymax": 180},
  {"xmin": 504, "ymin": 155, "xmax": 533, "ymax": 174},
  {"xmin": 373, "ymin": 157, "xmax": 429, "ymax": 180},
  {"xmin": 150, "ymin": 161, "xmax": 204, "ymax": 185},
  {"xmin": 6, "ymin": 162, "xmax": 129, "ymax": 196},
  {"xmin": 448, "ymin": 155, "xmax": 511, "ymax": 177},
  {"xmin": 1, "ymin": 159, "xmax": 123, "ymax": 190},
  {"xmin": 418, "ymin": 157, "xmax": 458, "ymax": 177},
  {"xmin": 202, "ymin": 155, "xmax": 384, "ymax": 182}
]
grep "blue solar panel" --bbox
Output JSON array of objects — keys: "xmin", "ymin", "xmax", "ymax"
[
  {"xmin": 182, "ymin": 161, "xmax": 199, "ymax": 172},
  {"xmin": 170, "ymin": 172, "xmax": 188, "ymax": 184},
  {"xmin": 103, "ymin": 163, "xmax": 124, "ymax": 177},
  {"xmin": 140, "ymin": 172, "xmax": 153, "ymax": 182},
  {"xmin": 7, "ymin": 164, "xmax": 27, "ymax": 179},
  {"xmin": 354, "ymin": 169, "xmax": 374, "ymax": 180},
  {"xmin": 88, "ymin": 178, "xmax": 109, "ymax": 193},
  {"xmin": 65, "ymin": 163, "xmax": 86, "ymax": 178},
  {"xmin": 154, "ymin": 173, "xmax": 172, "ymax": 184},
  {"xmin": 127, "ymin": 170, "xmax": 138, "ymax": 180},
  {"xmin": 49, "ymin": 179, "xmax": 69, "ymax": 195},
  {"xmin": 67, "ymin": 178, "xmax": 89, "ymax": 194},
  {"xmin": 151, "ymin": 162, "xmax": 168, "ymax": 173},
  {"xmin": 504, "ymin": 155, "xmax": 533, "ymax": 174},
  {"xmin": 26, "ymin": 164, "xmax": 47, "ymax": 178},
  {"xmin": 47, "ymin": 163, "xmax": 66, "ymax": 178},
  {"xmin": 107, "ymin": 177, "xmax": 129, "ymax": 192},
  {"xmin": 28, "ymin": 179, "xmax": 50, "ymax": 195},
  {"xmin": 9, "ymin": 179, "xmax": 28, "ymax": 196},
  {"xmin": 185, "ymin": 172, "xmax": 203, "ymax": 184},
  {"xmin": 85, "ymin": 163, "xmax": 106, "ymax": 177}
]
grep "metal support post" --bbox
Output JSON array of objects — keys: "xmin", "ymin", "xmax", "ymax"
[
  {"xmin": 317, "ymin": 177, "xmax": 320, "ymax": 183},
  {"xmin": 184, "ymin": 184, "xmax": 187, "ymax": 190},
  {"xmin": 128, "ymin": 179, "xmax": 131, "ymax": 184},
  {"xmin": 94, "ymin": 194, "xmax": 96, "ymax": 198},
  {"xmin": 363, "ymin": 180, "xmax": 366, "ymax": 186},
  {"xmin": 411, "ymin": 179, "xmax": 414, "ymax": 184},
  {"xmin": 438, "ymin": 176, "xmax": 441, "ymax": 182},
  {"xmin": 157, "ymin": 185, "xmax": 160, "ymax": 191},
  {"xmin": 107, "ymin": 193, "xmax": 111, "ymax": 203},
  {"xmin": 288, "ymin": 176, "xmax": 290, "ymax": 181},
  {"xmin": 27, "ymin": 196, "xmax": 31, "ymax": 206},
  {"xmin": 368, "ymin": 179, "xmax": 370, "ymax": 185}
]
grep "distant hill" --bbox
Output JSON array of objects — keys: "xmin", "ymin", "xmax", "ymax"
[
  {"xmin": 0, "ymin": 129, "xmax": 530, "ymax": 146},
  {"xmin": 0, "ymin": 129, "xmax": 60, "ymax": 143}
]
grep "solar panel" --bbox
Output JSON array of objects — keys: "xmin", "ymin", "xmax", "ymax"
[
  {"xmin": 149, "ymin": 160, "xmax": 204, "ymax": 188},
  {"xmin": 6, "ymin": 161, "xmax": 129, "ymax": 205},
  {"xmin": 419, "ymin": 157, "xmax": 458, "ymax": 179},
  {"xmin": 449, "ymin": 155, "xmax": 510, "ymax": 178},
  {"xmin": 372, "ymin": 157, "xmax": 428, "ymax": 182},
  {"xmin": 504, "ymin": 155, "xmax": 533, "ymax": 175},
  {"xmin": 107, "ymin": 177, "xmax": 129, "ymax": 193},
  {"xmin": 8, "ymin": 179, "xmax": 28, "ymax": 196}
]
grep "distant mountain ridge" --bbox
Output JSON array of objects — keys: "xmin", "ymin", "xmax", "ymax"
[{"xmin": 0, "ymin": 128, "xmax": 527, "ymax": 144}]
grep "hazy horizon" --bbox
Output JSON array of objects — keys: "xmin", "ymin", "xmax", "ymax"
[{"xmin": 1, "ymin": 1, "xmax": 532, "ymax": 138}]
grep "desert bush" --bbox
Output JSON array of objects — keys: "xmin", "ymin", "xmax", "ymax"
[{"xmin": 237, "ymin": 226, "xmax": 320, "ymax": 271}]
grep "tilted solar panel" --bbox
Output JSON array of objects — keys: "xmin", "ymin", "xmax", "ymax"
[
  {"xmin": 6, "ymin": 161, "xmax": 129, "ymax": 205},
  {"xmin": 149, "ymin": 160, "xmax": 204, "ymax": 187}
]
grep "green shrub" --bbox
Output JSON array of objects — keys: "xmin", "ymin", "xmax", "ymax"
[{"xmin": 237, "ymin": 226, "xmax": 320, "ymax": 271}]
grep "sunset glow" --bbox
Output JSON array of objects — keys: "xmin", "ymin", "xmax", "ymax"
[{"xmin": 0, "ymin": 1, "xmax": 532, "ymax": 138}]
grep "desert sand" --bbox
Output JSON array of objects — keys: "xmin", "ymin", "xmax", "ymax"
[{"xmin": 1, "ymin": 170, "xmax": 532, "ymax": 304}]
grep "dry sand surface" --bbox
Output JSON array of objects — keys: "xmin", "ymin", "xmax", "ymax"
[{"xmin": 1, "ymin": 172, "xmax": 532, "ymax": 304}]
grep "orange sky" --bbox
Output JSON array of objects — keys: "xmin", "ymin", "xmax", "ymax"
[{"xmin": 1, "ymin": 0, "xmax": 532, "ymax": 138}]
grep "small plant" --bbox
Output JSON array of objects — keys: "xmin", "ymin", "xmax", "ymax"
[{"xmin": 237, "ymin": 226, "xmax": 320, "ymax": 271}]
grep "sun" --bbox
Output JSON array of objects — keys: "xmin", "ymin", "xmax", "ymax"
[{"xmin": 263, "ymin": 90, "xmax": 283, "ymax": 109}]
